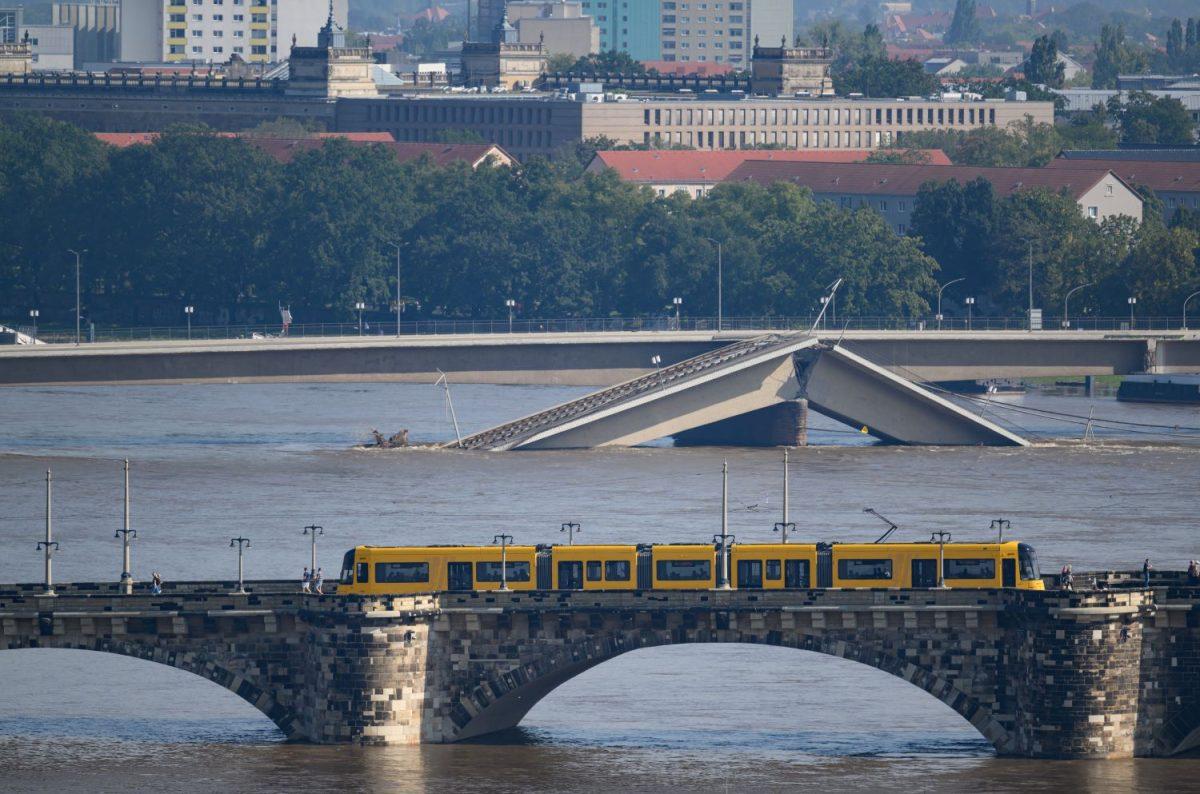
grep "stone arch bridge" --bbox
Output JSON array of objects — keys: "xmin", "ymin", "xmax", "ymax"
[{"xmin": 3, "ymin": 579, "xmax": 1199, "ymax": 759}]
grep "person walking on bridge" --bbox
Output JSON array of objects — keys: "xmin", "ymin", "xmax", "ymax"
[
  {"xmin": 313, "ymin": 568, "xmax": 324, "ymax": 595},
  {"xmin": 301, "ymin": 567, "xmax": 311, "ymax": 594},
  {"xmin": 1188, "ymin": 560, "xmax": 1199, "ymax": 586},
  {"xmin": 1060, "ymin": 564, "xmax": 1073, "ymax": 591},
  {"xmin": 1142, "ymin": 558, "xmax": 1153, "ymax": 589}
]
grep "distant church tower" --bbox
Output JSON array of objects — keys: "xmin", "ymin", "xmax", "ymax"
[
  {"xmin": 286, "ymin": 1, "xmax": 378, "ymax": 97},
  {"xmin": 460, "ymin": 6, "xmax": 547, "ymax": 89}
]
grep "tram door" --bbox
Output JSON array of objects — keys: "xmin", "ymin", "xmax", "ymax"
[
  {"xmin": 558, "ymin": 561, "xmax": 584, "ymax": 590},
  {"xmin": 784, "ymin": 560, "xmax": 810, "ymax": 588},
  {"xmin": 737, "ymin": 560, "xmax": 763, "ymax": 589},
  {"xmin": 448, "ymin": 562, "xmax": 473, "ymax": 592},
  {"xmin": 912, "ymin": 559, "xmax": 938, "ymax": 588},
  {"xmin": 1002, "ymin": 558, "xmax": 1016, "ymax": 588}
]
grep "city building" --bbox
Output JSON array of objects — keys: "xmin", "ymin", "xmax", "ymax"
[
  {"xmin": 725, "ymin": 161, "xmax": 1143, "ymax": 232},
  {"xmin": 20, "ymin": 23, "xmax": 76, "ymax": 69},
  {"xmin": 749, "ymin": 42, "xmax": 833, "ymax": 96},
  {"xmin": 337, "ymin": 94, "xmax": 1054, "ymax": 162},
  {"xmin": 1053, "ymin": 87, "xmax": 1200, "ymax": 125},
  {"xmin": 578, "ymin": 0, "xmax": 660, "ymax": 61},
  {"xmin": 506, "ymin": 1, "xmax": 597, "ymax": 59},
  {"xmin": 1047, "ymin": 156, "xmax": 1200, "ymax": 222},
  {"xmin": 52, "ymin": 1, "xmax": 121, "ymax": 66},
  {"xmin": 160, "ymin": 0, "xmax": 344, "ymax": 64},
  {"xmin": 460, "ymin": 8, "xmax": 546, "ymax": 89},
  {"xmin": 660, "ymin": 0, "xmax": 792, "ymax": 67},
  {"xmin": 0, "ymin": 6, "xmax": 20, "ymax": 42},
  {"xmin": 585, "ymin": 148, "xmax": 952, "ymax": 197},
  {"xmin": 0, "ymin": 38, "xmax": 31, "ymax": 73},
  {"xmin": 285, "ymin": 6, "xmax": 376, "ymax": 96}
]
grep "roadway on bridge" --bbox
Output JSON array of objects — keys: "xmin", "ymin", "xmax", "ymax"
[{"xmin": 2, "ymin": 329, "xmax": 1198, "ymax": 387}]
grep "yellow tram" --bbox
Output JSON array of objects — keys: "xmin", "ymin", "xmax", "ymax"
[{"xmin": 338, "ymin": 540, "xmax": 1044, "ymax": 594}]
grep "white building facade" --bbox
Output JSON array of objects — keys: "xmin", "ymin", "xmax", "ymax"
[
  {"xmin": 660, "ymin": 0, "xmax": 792, "ymax": 67},
  {"xmin": 153, "ymin": 0, "xmax": 344, "ymax": 64}
]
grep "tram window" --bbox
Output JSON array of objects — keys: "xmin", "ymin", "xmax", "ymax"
[
  {"xmin": 943, "ymin": 558, "xmax": 995, "ymax": 579},
  {"xmin": 340, "ymin": 550, "xmax": 356, "ymax": 584},
  {"xmin": 838, "ymin": 559, "xmax": 893, "ymax": 580},
  {"xmin": 656, "ymin": 560, "xmax": 712, "ymax": 581},
  {"xmin": 766, "ymin": 559, "xmax": 782, "ymax": 580},
  {"xmin": 476, "ymin": 561, "xmax": 532, "ymax": 582},
  {"xmin": 1018, "ymin": 544, "xmax": 1040, "ymax": 580},
  {"xmin": 356, "ymin": 562, "xmax": 368, "ymax": 583},
  {"xmin": 605, "ymin": 560, "xmax": 631, "ymax": 581},
  {"xmin": 586, "ymin": 561, "xmax": 603, "ymax": 581},
  {"xmin": 375, "ymin": 562, "xmax": 429, "ymax": 583}
]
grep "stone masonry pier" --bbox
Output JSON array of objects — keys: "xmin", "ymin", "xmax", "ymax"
[{"xmin": 3, "ymin": 577, "xmax": 1200, "ymax": 758}]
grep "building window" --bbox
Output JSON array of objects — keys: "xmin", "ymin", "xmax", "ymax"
[{"xmin": 1088, "ymin": 206, "xmax": 1098, "ymax": 218}]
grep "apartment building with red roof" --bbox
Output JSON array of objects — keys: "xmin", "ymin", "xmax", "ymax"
[
  {"xmin": 725, "ymin": 161, "xmax": 1142, "ymax": 233},
  {"xmin": 1047, "ymin": 156, "xmax": 1200, "ymax": 222}
]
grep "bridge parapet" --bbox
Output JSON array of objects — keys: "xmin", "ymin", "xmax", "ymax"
[{"xmin": 2, "ymin": 580, "xmax": 1197, "ymax": 758}]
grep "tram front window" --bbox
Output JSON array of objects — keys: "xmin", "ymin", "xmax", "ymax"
[
  {"xmin": 340, "ymin": 550, "xmax": 356, "ymax": 584},
  {"xmin": 1018, "ymin": 544, "xmax": 1040, "ymax": 581}
]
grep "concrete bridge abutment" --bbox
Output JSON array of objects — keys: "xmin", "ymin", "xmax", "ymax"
[{"xmin": 2, "ymin": 581, "xmax": 1197, "ymax": 758}]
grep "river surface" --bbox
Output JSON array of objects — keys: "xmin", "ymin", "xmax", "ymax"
[{"xmin": 1, "ymin": 382, "xmax": 1199, "ymax": 792}]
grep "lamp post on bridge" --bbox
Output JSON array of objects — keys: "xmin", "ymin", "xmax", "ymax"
[
  {"xmin": 931, "ymin": 530, "xmax": 951, "ymax": 589},
  {"xmin": 560, "ymin": 522, "xmax": 580, "ymax": 546},
  {"xmin": 673, "ymin": 296, "xmax": 682, "ymax": 330},
  {"xmin": 387, "ymin": 241, "xmax": 402, "ymax": 337},
  {"xmin": 1062, "ymin": 283, "xmax": 1091, "ymax": 329},
  {"xmin": 28, "ymin": 308, "xmax": 38, "ymax": 339},
  {"xmin": 1127, "ymin": 296, "xmax": 1137, "ymax": 329},
  {"xmin": 115, "ymin": 458, "xmax": 136, "ymax": 594},
  {"xmin": 713, "ymin": 459, "xmax": 732, "ymax": 590},
  {"xmin": 493, "ymin": 534, "xmax": 514, "ymax": 591},
  {"xmin": 1183, "ymin": 290, "xmax": 1200, "ymax": 331},
  {"xmin": 818, "ymin": 296, "xmax": 829, "ymax": 331},
  {"xmin": 37, "ymin": 469, "xmax": 58, "ymax": 597},
  {"xmin": 355, "ymin": 301, "xmax": 366, "ymax": 336},
  {"xmin": 703, "ymin": 237, "xmax": 723, "ymax": 331},
  {"xmin": 990, "ymin": 518, "xmax": 1011, "ymax": 544},
  {"xmin": 964, "ymin": 297, "xmax": 975, "ymax": 331},
  {"xmin": 184, "ymin": 305, "xmax": 194, "ymax": 340},
  {"xmin": 67, "ymin": 248, "xmax": 86, "ymax": 346},
  {"xmin": 230, "ymin": 537, "xmax": 251, "ymax": 595},
  {"xmin": 303, "ymin": 524, "xmax": 323, "ymax": 574},
  {"xmin": 936, "ymin": 277, "xmax": 965, "ymax": 331},
  {"xmin": 505, "ymin": 299, "xmax": 516, "ymax": 333},
  {"xmin": 1022, "ymin": 238, "xmax": 1036, "ymax": 332}
]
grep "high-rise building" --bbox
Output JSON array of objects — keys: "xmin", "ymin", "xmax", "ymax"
[
  {"xmin": 661, "ymin": 0, "xmax": 791, "ymax": 66},
  {"xmin": 506, "ymin": 1, "xmax": 598, "ymax": 58},
  {"xmin": 0, "ymin": 6, "xmax": 22, "ymax": 43},
  {"xmin": 579, "ymin": 0, "xmax": 660, "ymax": 60},
  {"xmin": 160, "ymin": 0, "xmax": 344, "ymax": 64}
]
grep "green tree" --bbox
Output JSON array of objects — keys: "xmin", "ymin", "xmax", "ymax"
[
  {"xmin": 1107, "ymin": 92, "xmax": 1196, "ymax": 145},
  {"xmin": 829, "ymin": 24, "xmax": 936, "ymax": 97},
  {"xmin": 1092, "ymin": 24, "xmax": 1145, "ymax": 89},
  {"xmin": 567, "ymin": 50, "xmax": 648, "ymax": 75},
  {"xmin": 1024, "ymin": 35, "xmax": 1065, "ymax": 88},
  {"xmin": 944, "ymin": 0, "xmax": 981, "ymax": 45},
  {"xmin": 892, "ymin": 118, "xmax": 1060, "ymax": 167},
  {"xmin": 909, "ymin": 178, "xmax": 997, "ymax": 290},
  {"xmin": 545, "ymin": 52, "xmax": 577, "ymax": 73}
]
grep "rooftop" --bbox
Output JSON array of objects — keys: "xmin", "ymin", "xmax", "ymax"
[
  {"xmin": 1046, "ymin": 157, "xmax": 1200, "ymax": 192},
  {"xmin": 725, "ymin": 161, "xmax": 1122, "ymax": 200},
  {"xmin": 588, "ymin": 149, "xmax": 952, "ymax": 184}
]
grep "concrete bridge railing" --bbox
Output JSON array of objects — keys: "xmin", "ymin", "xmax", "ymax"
[{"xmin": 3, "ymin": 579, "xmax": 1199, "ymax": 758}]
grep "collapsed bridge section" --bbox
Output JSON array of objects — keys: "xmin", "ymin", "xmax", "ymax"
[{"xmin": 446, "ymin": 333, "xmax": 1027, "ymax": 450}]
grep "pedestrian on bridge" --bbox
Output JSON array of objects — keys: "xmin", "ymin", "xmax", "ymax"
[
  {"xmin": 1060, "ymin": 564, "xmax": 1073, "ymax": 591},
  {"xmin": 151, "ymin": 572, "xmax": 162, "ymax": 595},
  {"xmin": 1143, "ymin": 558, "xmax": 1153, "ymax": 589},
  {"xmin": 1188, "ymin": 560, "xmax": 1199, "ymax": 586},
  {"xmin": 314, "ymin": 568, "xmax": 324, "ymax": 595},
  {"xmin": 301, "ymin": 567, "xmax": 311, "ymax": 594}
]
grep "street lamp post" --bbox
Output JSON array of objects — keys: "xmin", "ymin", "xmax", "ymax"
[
  {"xmin": 964, "ymin": 297, "xmax": 975, "ymax": 330},
  {"xmin": 773, "ymin": 521, "xmax": 795, "ymax": 544},
  {"xmin": 38, "ymin": 469, "xmax": 58, "ymax": 597},
  {"xmin": 673, "ymin": 296, "xmax": 682, "ymax": 329},
  {"xmin": 387, "ymin": 241, "xmax": 401, "ymax": 337},
  {"xmin": 703, "ymin": 237, "xmax": 723, "ymax": 331},
  {"xmin": 560, "ymin": 522, "xmax": 580, "ymax": 545},
  {"xmin": 819, "ymin": 296, "xmax": 829, "ymax": 330},
  {"xmin": 936, "ymin": 277, "xmax": 966, "ymax": 331},
  {"xmin": 1022, "ymin": 239, "xmax": 1035, "ymax": 332},
  {"xmin": 67, "ymin": 248, "xmax": 86, "ymax": 346},
  {"xmin": 184, "ymin": 305, "xmax": 194, "ymax": 340},
  {"xmin": 931, "ymin": 530, "xmax": 951, "ymax": 588},
  {"xmin": 505, "ymin": 299, "xmax": 516, "ymax": 333},
  {"xmin": 492, "ymin": 534, "xmax": 514, "ymax": 590},
  {"xmin": 1183, "ymin": 290, "xmax": 1200, "ymax": 331},
  {"xmin": 28, "ymin": 309, "xmax": 38, "ymax": 339},
  {"xmin": 303, "ymin": 524, "xmax": 323, "ymax": 574},
  {"xmin": 1062, "ymin": 283, "xmax": 1092, "ymax": 329},
  {"xmin": 115, "ymin": 458, "xmax": 136, "ymax": 594},
  {"xmin": 1127, "ymin": 296, "xmax": 1137, "ymax": 329},
  {"xmin": 230, "ymin": 537, "xmax": 251, "ymax": 595}
]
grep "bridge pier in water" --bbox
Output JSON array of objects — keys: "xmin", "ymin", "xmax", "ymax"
[
  {"xmin": 672, "ymin": 399, "xmax": 808, "ymax": 447},
  {"xmin": 3, "ymin": 580, "xmax": 1200, "ymax": 757}
]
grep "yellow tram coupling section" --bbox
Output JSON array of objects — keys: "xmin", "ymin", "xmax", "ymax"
[{"xmin": 337, "ymin": 541, "xmax": 1045, "ymax": 594}]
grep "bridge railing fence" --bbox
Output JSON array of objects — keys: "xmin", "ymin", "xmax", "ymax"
[{"xmin": 8, "ymin": 315, "xmax": 1189, "ymax": 344}]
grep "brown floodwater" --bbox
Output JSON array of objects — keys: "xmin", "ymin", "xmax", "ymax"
[{"xmin": 1, "ymin": 382, "xmax": 1199, "ymax": 792}]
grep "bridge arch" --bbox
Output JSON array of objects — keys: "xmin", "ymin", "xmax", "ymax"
[
  {"xmin": 446, "ymin": 630, "xmax": 1014, "ymax": 754},
  {"xmin": 2, "ymin": 637, "xmax": 298, "ymax": 739}
]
